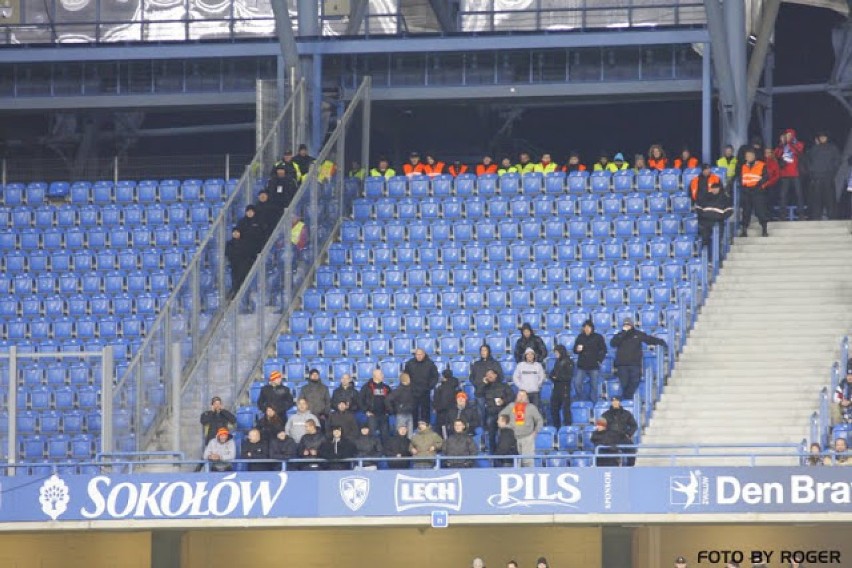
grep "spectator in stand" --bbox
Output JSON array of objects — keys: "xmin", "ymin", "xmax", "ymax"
[
  {"xmin": 424, "ymin": 153, "xmax": 446, "ymax": 177},
  {"xmin": 471, "ymin": 558, "xmax": 486, "ymax": 568},
  {"xmin": 762, "ymin": 147, "xmax": 782, "ymax": 193},
  {"xmin": 292, "ymin": 144, "xmax": 315, "ymax": 177},
  {"xmin": 254, "ymin": 190, "xmax": 280, "ymax": 241},
  {"xmin": 404, "ymin": 348, "xmax": 440, "ymax": 425},
  {"xmin": 831, "ymin": 360, "xmax": 852, "ymax": 425},
  {"xmin": 403, "ymin": 151, "xmax": 426, "ymax": 177},
  {"xmin": 563, "ymin": 152, "xmax": 587, "ymax": 173},
  {"xmin": 387, "ymin": 371, "xmax": 415, "ymax": 436},
  {"xmin": 241, "ymin": 428, "xmax": 273, "ymax": 472},
  {"xmin": 823, "ymin": 437, "xmax": 851, "ymax": 466},
  {"xmin": 327, "ymin": 400, "xmax": 359, "ymax": 441},
  {"xmin": 433, "ymin": 369, "xmax": 461, "ymax": 435},
  {"xmin": 410, "ymin": 419, "xmax": 443, "ymax": 468},
  {"xmin": 513, "ymin": 347, "xmax": 546, "ymax": 409},
  {"xmin": 739, "ymin": 147, "xmax": 770, "ymax": 237},
  {"xmin": 483, "ymin": 368, "xmax": 514, "ymax": 451},
  {"xmin": 203, "ymin": 427, "xmax": 236, "ymax": 472},
  {"xmin": 331, "ymin": 373, "xmax": 359, "ymax": 411},
  {"xmin": 602, "ymin": 395, "xmax": 638, "ymax": 466},
  {"xmin": 258, "ymin": 370, "xmax": 295, "ymax": 417},
  {"xmin": 633, "ymin": 154, "xmax": 647, "ymax": 172},
  {"xmin": 493, "ymin": 414, "xmax": 518, "ymax": 467},
  {"xmin": 695, "ymin": 177, "xmax": 734, "ymax": 248},
  {"xmin": 514, "ymin": 322, "xmax": 547, "ymax": 362},
  {"xmin": 573, "ymin": 320, "xmax": 608, "ymax": 402},
  {"xmin": 471, "ymin": 345, "xmax": 504, "ymax": 430},
  {"xmin": 285, "ymin": 398, "xmax": 319, "ymax": 444},
  {"xmin": 360, "ymin": 368, "xmax": 392, "ymax": 440},
  {"xmin": 256, "ymin": 406, "xmax": 286, "ymax": 442},
  {"xmin": 610, "ymin": 317, "xmax": 667, "ymax": 400},
  {"xmin": 268, "ymin": 152, "xmax": 302, "ymax": 209},
  {"xmin": 297, "ymin": 419, "xmax": 325, "ymax": 470},
  {"xmin": 236, "ymin": 205, "xmax": 265, "ymax": 258},
  {"xmin": 673, "ymin": 147, "xmax": 699, "ymax": 170},
  {"xmin": 384, "ymin": 424, "xmax": 413, "ymax": 469},
  {"xmin": 449, "ymin": 160, "xmax": 469, "ymax": 177},
  {"xmin": 499, "ymin": 390, "xmax": 543, "ymax": 467},
  {"xmin": 688, "ymin": 163, "xmax": 721, "ymax": 202},
  {"xmin": 225, "ymin": 228, "xmax": 251, "ymax": 300},
  {"xmin": 354, "ymin": 425, "xmax": 383, "ymax": 469},
  {"xmin": 507, "ymin": 561, "xmax": 519, "ymax": 568},
  {"xmin": 717, "ymin": 144, "xmax": 738, "ymax": 181},
  {"xmin": 549, "ymin": 345, "xmax": 574, "ymax": 430},
  {"xmin": 498, "ymin": 157, "xmax": 519, "ymax": 175},
  {"xmin": 590, "ymin": 417, "xmax": 623, "ymax": 466},
  {"xmin": 444, "ymin": 392, "xmax": 480, "ymax": 437},
  {"xmin": 269, "ymin": 430, "xmax": 297, "ymax": 465},
  {"xmin": 301, "ymin": 368, "xmax": 331, "ymax": 429},
  {"xmin": 370, "ymin": 157, "xmax": 396, "ymax": 178},
  {"xmin": 535, "ymin": 153, "xmax": 558, "ymax": 174},
  {"xmin": 648, "ymin": 144, "xmax": 668, "ymax": 170},
  {"xmin": 443, "ymin": 419, "xmax": 478, "ymax": 468},
  {"xmin": 320, "ymin": 425, "xmax": 357, "ymax": 470},
  {"xmin": 806, "ymin": 442, "xmax": 824, "ymax": 466},
  {"xmin": 774, "ymin": 128, "xmax": 805, "ymax": 218},
  {"xmin": 674, "ymin": 556, "xmax": 688, "ymax": 568},
  {"xmin": 609, "ymin": 153, "xmax": 629, "ymax": 171},
  {"xmin": 348, "ymin": 160, "xmax": 366, "ymax": 180},
  {"xmin": 807, "ymin": 131, "xmax": 842, "ymax": 220},
  {"xmin": 476, "ymin": 155, "xmax": 498, "ymax": 175},
  {"xmin": 516, "ymin": 151, "xmax": 536, "ymax": 174},
  {"xmin": 199, "ymin": 396, "xmax": 236, "ymax": 444},
  {"xmin": 593, "ymin": 151, "xmax": 611, "ymax": 172}
]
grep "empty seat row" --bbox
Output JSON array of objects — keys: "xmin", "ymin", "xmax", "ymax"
[
  {"xmin": 0, "ymin": 225, "xmax": 204, "ymax": 253},
  {"xmin": 14, "ymin": 410, "xmax": 105, "ymax": 436},
  {"xmin": 1, "ymin": 247, "xmax": 192, "ymax": 273},
  {"xmin": 10, "ymin": 361, "xmax": 103, "ymax": 387},
  {"xmin": 0, "ymin": 202, "xmax": 220, "ymax": 230},
  {"xmin": 1, "ymin": 315, "xmax": 154, "ymax": 341},
  {"xmin": 14, "ymin": 385, "xmax": 101, "ymax": 411},
  {"xmin": 0, "ymin": 292, "xmax": 170, "ymax": 319},
  {"xmin": 18, "ymin": 433, "xmax": 101, "ymax": 461},
  {"xmin": 0, "ymin": 338, "xmax": 140, "ymax": 360},
  {"xmin": 0, "ymin": 269, "xmax": 182, "ymax": 296}
]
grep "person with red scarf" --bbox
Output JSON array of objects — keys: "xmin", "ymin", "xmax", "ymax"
[
  {"xmin": 498, "ymin": 390, "xmax": 543, "ymax": 467},
  {"xmin": 773, "ymin": 128, "xmax": 805, "ymax": 218}
]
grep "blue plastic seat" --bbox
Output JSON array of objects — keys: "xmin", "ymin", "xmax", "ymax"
[
  {"xmin": 431, "ymin": 219, "xmax": 452, "ymax": 242},
  {"xmin": 443, "ymin": 197, "xmax": 463, "ymax": 220},
  {"xmin": 625, "ymin": 193, "xmax": 645, "ymax": 215},
  {"xmin": 648, "ymin": 192, "xmax": 668, "ymax": 215},
  {"xmin": 417, "ymin": 288, "xmax": 439, "ymax": 311},
  {"xmin": 590, "ymin": 171, "xmax": 611, "ymax": 193},
  {"xmin": 544, "ymin": 172, "xmax": 566, "ymax": 194},
  {"xmin": 636, "ymin": 215, "xmax": 658, "ymax": 237},
  {"xmin": 671, "ymin": 192, "xmax": 691, "ymax": 215},
  {"xmin": 487, "ymin": 196, "xmax": 509, "ymax": 218},
  {"xmin": 659, "ymin": 169, "xmax": 680, "ymax": 192},
  {"xmin": 33, "ymin": 206, "xmax": 54, "ymax": 229},
  {"xmin": 477, "ymin": 174, "xmax": 498, "ymax": 196},
  {"xmin": 465, "ymin": 196, "xmax": 486, "ymax": 220},
  {"xmin": 567, "ymin": 171, "xmax": 589, "ymax": 193},
  {"xmin": 20, "ymin": 229, "xmax": 41, "ymax": 250}
]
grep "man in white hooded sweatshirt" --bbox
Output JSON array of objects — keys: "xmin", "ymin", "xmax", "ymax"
[{"xmin": 513, "ymin": 347, "xmax": 546, "ymax": 409}]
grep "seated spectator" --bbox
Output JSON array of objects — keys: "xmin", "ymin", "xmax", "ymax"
[
  {"xmin": 297, "ymin": 419, "xmax": 325, "ymax": 470},
  {"xmin": 354, "ymin": 424, "xmax": 383, "ymax": 469},
  {"xmin": 806, "ymin": 442, "xmax": 824, "ymax": 466},
  {"xmin": 301, "ymin": 368, "xmax": 331, "ymax": 428},
  {"xmin": 225, "ymin": 227, "xmax": 251, "ymax": 300},
  {"xmin": 498, "ymin": 157, "xmax": 518, "ymax": 175},
  {"xmin": 433, "ymin": 369, "xmax": 461, "ymax": 435},
  {"xmin": 534, "ymin": 153, "xmax": 558, "ymax": 174},
  {"xmin": 562, "ymin": 151, "xmax": 586, "ymax": 173},
  {"xmin": 648, "ymin": 144, "xmax": 668, "ymax": 170},
  {"xmin": 203, "ymin": 428, "xmax": 236, "ymax": 472},
  {"xmin": 609, "ymin": 153, "xmax": 629, "ymax": 171},
  {"xmin": 290, "ymin": 214, "xmax": 308, "ymax": 259},
  {"xmin": 370, "ymin": 157, "xmax": 395, "ymax": 178},
  {"xmin": 516, "ymin": 151, "xmax": 536, "ymax": 174},
  {"xmin": 513, "ymin": 348, "xmax": 546, "ymax": 410},
  {"xmin": 493, "ymin": 414, "xmax": 518, "ymax": 467},
  {"xmin": 269, "ymin": 430, "xmax": 297, "ymax": 465},
  {"xmin": 602, "ymin": 395, "xmax": 638, "ymax": 466},
  {"xmin": 633, "ymin": 154, "xmax": 647, "ymax": 172},
  {"xmin": 403, "ymin": 151, "xmax": 426, "ymax": 176},
  {"xmin": 443, "ymin": 419, "xmax": 478, "ymax": 468},
  {"xmin": 387, "ymin": 372, "xmax": 415, "ymax": 436},
  {"xmin": 593, "ymin": 151, "xmax": 611, "ymax": 172},
  {"xmin": 831, "ymin": 360, "xmax": 852, "ymax": 425},
  {"xmin": 471, "ymin": 558, "xmax": 485, "ymax": 568},
  {"xmin": 689, "ymin": 163, "xmax": 721, "ymax": 201},
  {"xmin": 410, "ymin": 419, "xmax": 443, "ymax": 469},
  {"xmin": 384, "ymin": 424, "xmax": 413, "ymax": 469},
  {"xmin": 258, "ymin": 370, "xmax": 294, "ymax": 417},
  {"xmin": 448, "ymin": 160, "xmax": 469, "ymax": 177},
  {"xmin": 590, "ymin": 417, "xmax": 623, "ymax": 466},
  {"xmin": 476, "ymin": 155, "xmax": 497, "ymax": 176},
  {"xmin": 673, "ymin": 147, "xmax": 699, "ymax": 170},
  {"xmin": 695, "ymin": 177, "xmax": 733, "ymax": 248},
  {"xmin": 327, "ymin": 400, "xmax": 359, "ymax": 441},
  {"xmin": 514, "ymin": 322, "xmax": 547, "ymax": 363},
  {"xmin": 331, "ymin": 373, "xmax": 360, "ymax": 412},
  {"xmin": 360, "ymin": 369, "xmax": 392, "ymax": 440},
  {"xmin": 823, "ymin": 437, "xmax": 851, "ymax": 466},
  {"xmin": 320, "ymin": 425, "xmax": 357, "ymax": 470},
  {"xmin": 444, "ymin": 392, "xmax": 480, "ymax": 438},
  {"xmin": 256, "ymin": 406, "xmax": 286, "ymax": 442},
  {"xmin": 348, "ymin": 160, "xmax": 366, "ymax": 180},
  {"xmin": 199, "ymin": 396, "xmax": 236, "ymax": 445},
  {"xmin": 241, "ymin": 428, "xmax": 273, "ymax": 472},
  {"xmin": 424, "ymin": 153, "xmax": 446, "ymax": 177},
  {"xmin": 285, "ymin": 398, "xmax": 320, "ymax": 444},
  {"xmin": 498, "ymin": 390, "xmax": 543, "ymax": 467}
]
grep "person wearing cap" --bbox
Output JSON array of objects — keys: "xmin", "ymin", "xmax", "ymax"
[
  {"xmin": 326, "ymin": 399, "xmax": 359, "ymax": 441},
  {"xmin": 515, "ymin": 151, "xmax": 536, "ymax": 175},
  {"xmin": 674, "ymin": 555, "xmax": 688, "ymax": 568},
  {"xmin": 433, "ymin": 369, "xmax": 462, "ymax": 436},
  {"xmin": 514, "ymin": 322, "xmax": 547, "ymax": 363},
  {"xmin": 476, "ymin": 155, "xmax": 498, "ymax": 176},
  {"xmin": 360, "ymin": 369, "xmax": 393, "ymax": 441},
  {"xmin": 402, "ymin": 152, "xmax": 426, "ymax": 176},
  {"xmin": 717, "ymin": 144, "xmax": 738, "ymax": 180},
  {"xmin": 602, "ymin": 395, "xmax": 638, "ymax": 466},
  {"xmin": 423, "ymin": 153, "xmax": 446, "ymax": 177},
  {"xmin": 199, "ymin": 396, "xmax": 236, "ymax": 444},
  {"xmin": 241, "ymin": 428, "xmax": 273, "ymax": 472},
  {"xmin": 573, "ymin": 320, "xmax": 608, "ymax": 403},
  {"xmin": 268, "ymin": 150, "xmax": 302, "ymax": 210},
  {"xmin": 483, "ymin": 369, "xmax": 515, "ymax": 452},
  {"xmin": 562, "ymin": 151, "xmax": 587, "ymax": 173},
  {"xmin": 257, "ymin": 369, "xmax": 295, "ymax": 417},
  {"xmin": 498, "ymin": 157, "xmax": 519, "ymax": 176},
  {"xmin": 694, "ymin": 172, "xmax": 734, "ymax": 248},
  {"xmin": 610, "ymin": 317, "xmax": 667, "ymax": 400},
  {"xmin": 320, "ymin": 424, "xmax": 358, "ymax": 470},
  {"xmin": 203, "ymin": 427, "xmax": 236, "ymax": 472},
  {"xmin": 689, "ymin": 163, "xmax": 721, "ymax": 202},
  {"xmin": 831, "ymin": 359, "xmax": 852, "ymax": 424},
  {"xmin": 293, "ymin": 143, "xmax": 315, "ymax": 178},
  {"xmin": 807, "ymin": 130, "xmax": 841, "ymax": 219},
  {"xmin": 301, "ymin": 368, "xmax": 331, "ymax": 429},
  {"xmin": 410, "ymin": 419, "xmax": 443, "ymax": 468},
  {"xmin": 387, "ymin": 371, "xmax": 416, "ymax": 437},
  {"xmin": 370, "ymin": 157, "xmax": 396, "ymax": 179},
  {"xmin": 549, "ymin": 345, "xmax": 575, "ymax": 430},
  {"xmin": 590, "ymin": 417, "xmax": 623, "ymax": 466},
  {"xmin": 499, "ymin": 390, "xmax": 543, "ymax": 467},
  {"xmin": 236, "ymin": 204, "xmax": 265, "ymax": 256},
  {"xmin": 444, "ymin": 391, "xmax": 480, "ymax": 438},
  {"xmin": 513, "ymin": 347, "xmax": 546, "ymax": 410},
  {"xmin": 285, "ymin": 398, "xmax": 320, "ymax": 444},
  {"xmin": 443, "ymin": 419, "xmax": 478, "ymax": 468},
  {"xmin": 606, "ymin": 152, "xmax": 629, "ymax": 172},
  {"xmin": 738, "ymin": 147, "xmax": 771, "ymax": 237},
  {"xmin": 673, "ymin": 147, "xmax": 699, "ymax": 170},
  {"xmin": 404, "ymin": 348, "xmax": 440, "ymax": 425},
  {"xmin": 534, "ymin": 153, "xmax": 558, "ymax": 174}
]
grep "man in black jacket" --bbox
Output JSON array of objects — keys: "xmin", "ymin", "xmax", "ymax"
[
  {"xmin": 384, "ymin": 424, "xmax": 413, "ymax": 469},
  {"xmin": 513, "ymin": 323, "xmax": 547, "ymax": 363},
  {"xmin": 320, "ymin": 425, "xmax": 357, "ymax": 470},
  {"xmin": 236, "ymin": 205, "xmax": 265, "ymax": 257},
  {"xmin": 610, "ymin": 317, "xmax": 667, "ymax": 400},
  {"xmin": 695, "ymin": 178, "xmax": 734, "ymax": 248},
  {"xmin": 326, "ymin": 400, "xmax": 359, "ymax": 441},
  {"xmin": 443, "ymin": 392, "xmax": 480, "ymax": 438},
  {"xmin": 225, "ymin": 227, "xmax": 252, "ymax": 299},
  {"xmin": 269, "ymin": 430, "xmax": 297, "ymax": 464},
  {"xmin": 354, "ymin": 424, "xmax": 383, "ymax": 469},
  {"xmin": 601, "ymin": 396, "xmax": 638, "ymax": 466},
  {"xmin": 432, "ymin": 369, "xmax": 460, "ymax": 434},
  {"xmin": 807, "ymin": 131, "xmax": 841, "ymax": 220},
  {"xmin": 292, "ymin": 143, "xmax": 315, "ymax": 177},
  {"xmin": 482, "ymin": 369, "xmax": 514, "ymax": 452},
  {"xmin": 572, "ymin": 320, "xmax": 607, "ymax": 402},
  {"xmin": 257, "ymin": 370, "xmax": 295, "ymax": 417},
  {"xmin": 199, "ymin": 396, "xmax": 236, "ymax": 444},
  {"xmin": 590, "ymin": 418, "xmax": 623, "ymax": 467},
  {"xmin": 241, "ymin": 428, "xmax": 273, "ymax": 472},
  {"xmin": 296, "ymin": 419, "xmax": 325, "ymax": 470},
  {"xmin": 267, "ymin": 151, "xmax": 302, "ymax": 211},
  {"xmin": 403, "ymin": 349, "xmax": 440, "ymax": 425},
  {"xmin": 549, "ymin": 346, "xmax": 574, "ymax": 430},
  {"xmin": 331, "ymin": 373, "xmax": 359, "ymax": 412},
  {"xmin": 493, "ymin": 414, "xmax": 518, "ymax": 467},
  {"xmin": 360, "ymin": 369, "xmax": 392, "ymax": 441},
  {"xmin": 470, "ymin": 344, "xmax": 503, "ymax": 429},
  {"xmin": 254, "ymin": 190, "xmax": 280, "ymax": 241}
]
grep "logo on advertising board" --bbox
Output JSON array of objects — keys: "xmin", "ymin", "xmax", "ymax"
[
  {"xmin": 339, "ymin": 476, "xmax": 370, "ymax": 512},
  {"xmin": 487, "ymin": 472, "xmax": 582, "ymax": 509},
  {"xmin": 669, "ymin": 470, "xmax": 710, "ymax": 509},
  {"xmin": 394, "ymin": 473, "xmax": 462, "ymax": 512},
  {"xmin": 39, "ymin": 475, "xmax": 70, "ymax": 520}
]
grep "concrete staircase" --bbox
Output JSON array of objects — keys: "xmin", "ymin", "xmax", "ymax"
[{"xmin": 640, "ymin": 221, "xmax": 852, "ymax": 465}]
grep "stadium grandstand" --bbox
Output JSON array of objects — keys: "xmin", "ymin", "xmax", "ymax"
[{"xmin": 1, "ymin": 0, "xmax": 852, "ymax": 566}]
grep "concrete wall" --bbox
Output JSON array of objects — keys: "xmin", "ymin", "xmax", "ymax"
[{"xmin": 0, "ymin": 531, "xmax": 151, "ymax": 568}]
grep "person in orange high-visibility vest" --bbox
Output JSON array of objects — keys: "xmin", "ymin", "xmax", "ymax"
[
  {"xmin": 476, "ymin": 155, "xmax": 498, "ymax": 176},
  {"xmin": 738, "ymin": 148, "xmax": 770, "ymax": 237},
  {"xmin": 423, "ymin": 153, "xmax": 446, "ymax": 177},
  {"xmin": 689, "ymin": 164, "xmax": 722, "ymax": 202},
  {"xmin": 562, "ymin": 152, "xmax": 587, "ymax": 173},
  {"xmin": 402, "ymin": 152, "xmax": 426, "ymax": 176},
  {"xmin": 673, "ymin": 147, "xmax": 699, "ymax": 170},
  {"xmin": 448, "ymin": 161, "xmax": 469, "ymax": 177},
  {"xmin": 647, "ymin": 144, "xmax": 668, "ymax": 170}
]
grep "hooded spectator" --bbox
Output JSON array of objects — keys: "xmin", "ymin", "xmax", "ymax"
[
  {"xmin": 331, "ymin": 373, "xmax": 359, "ymax": 412},
  {"xmin": 608, "ymin": 152, "xmax": 629, "ymax": 172},
  {"xmin": 470, "ymin": 344, "xmax": 504, "ymax": 426},
  {"xmin": 493, "ymin": 413, "xmax": 518, "ymax": 467},
  {"xmin": 257, "ymin": 370, "xmax": 295, "ymax": 417},
  {"xmin": 602, "ymin": 395, "xmax": 638, "ymax": 466},
  {"xmin": 773, "ymin": 128, "xmax": 805, "ymax": 218},
  {"xmin": 483, "ymin": 369, "xmax": 514, "ymax": 452},
  {"xmin": 513, "ymin": 322, "xmax": 547, "ymax": 363},
  {"xmin": 300, "ymin": 368, "xmax": 331, "ymax": 424},
  {"xmin": 320, "ymin": 425, "xmax": 357, "ymax": 470},
  {"xmin": 241, "ymin": 428, "xmax": 273, "ymax": 472},
  {"xmin": 499, "ymin": 390, "xmax": 543, "ymax": 467},
  {"xmin": 387, "ymin": 372, "xmax": 416, "ymax": 435},
  {"xmin": 807, "ymin": 131, "xmax": 841, "ymax": 219},
  {"xmin": 433, "ymin": 369, "xmax": 461, "ymax": 432},
  {"xmin": 443, "ymin": 419, "xmax": 478, "ymax": 468},
  {"xmin": 360, "ymin": 369, "xmax": 392, "ymax": 440},
  {"xmin": 410, "ymin": 420, "xmax": 443, "ymax": 468},
  {"xmin": 512, "ymin": 347, "xmax": 546, "ymax": 409},
  {"xmin": 269, "ymin": 430, "xmax": 297, "ymax": 464},
  {"xmin": 285, "ymin": 398, "xmax": 320, "ymax": 443},
  {"xmin": 203, "ymin": 427, "xmax": 236, "ymax": 472},
  {"xmin": 384, "ymin": 424, "xmax": 413, "ymax": 469},
  {"xmin": 610, "ymin": 317, "xmax": 667, "ymax": 399},
  {"xmin": 404, "ymin": 348, "xmax": 440, "ymax": 425},
  {"xmin": 255, "ymin": 406, "xmax": 286, "ymax": 442},
  {"xmin": 327, "ymin": 400, "xmax": 359, "ymax": 441},
  {"xmin": 573, "ymin": 320, "xmax": 607, "ymax": 402},
  {"xmin": 199, "ymin": 396, "xmax": 236, "ymax": 444},
  {"xmin": 549, "ymin": 345, "xmax": 574, "ymax": 430},
  {"xmin": 354, "ymin": 424, "xmax": 383, "ymax": 469}
]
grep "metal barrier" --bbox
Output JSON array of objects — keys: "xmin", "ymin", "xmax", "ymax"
[
  {"xmin": 111, "ymin": 80, "xmax": 306, "ymax": 454},
  {"xmin": 811, "ymin": 336, "xmax": 850, "ymax": 447}
]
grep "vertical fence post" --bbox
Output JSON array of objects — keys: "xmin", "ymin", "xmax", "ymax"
[
  {"xmin": 225, "ymin": 153, "xmax": 231, "ymax": 182},
  {"xmin": 1, "ymin": 158, "xmax": 6, "ymax": 187},
  {"xmin": 283, "ymin": 208, "xmax": 294, "ymax": 308},
  {"xmin": 8, "ymin": 346, "xmax": 17, "ymax": 474},
  {"xmin": 361, "ymin": 79, "xmax": 371, "ymax": 179},
  {"xmin": 101, "ymin": 345, "xmax": 114, "ymax": 454},
  {"xmin": 171, "ymin": 342, "xmax": 182, "ymax": 455},
  {"xmin": 113, "ymin": 156, "xmax": 119, "ymax": 185},
  {"xmin": 191, "ymin": 264, "xmax": 200, "ymax": 357}
]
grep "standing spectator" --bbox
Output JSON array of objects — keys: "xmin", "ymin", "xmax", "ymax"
[
  {"xmin": 403, "ymin": 152, "xmax": 426, "ymax": 176},
  {"xmin": 647, "ymin": 144, "xmax": 668, "ymax": 170},
  {"xmin": 832, "ymin": 360, "xmax": 852, "ymax": 425},
  {"xmin": 360, "ymin": 369, "xmax": 392, "ymax": 440},
  {"xmin": 448, "ymin": 160, "xmax": 469, "ymax": 177},
  {"xmin": 296, "ymin": 419, "xmax": 325, "ymax": 470},
  {"xmin": 255, "ymin": 406, "xmax": 286, "ymax": 442},
  {"xmin": 572, "ymin": 320, "xmax": 607, "ymax": 402},
  {"xmin": 807, "ymin": 131, "xmax": 841, "ymax": 220},
  {"xmin": 498, "ymin": 157, "xmax": 519, "ymax": 175},
  {"xmin": 410, "ymin": 419, "xmax": 443, "ymax": 468},
  {"xmin": 370, "ymin": 157, "xmax": 396, "ymax": 178},
  {"xmin": 806, "ymin": 442, "xmax": 824, "ymax": 466},
  {"xmin": 823, "ymin": 437, "xmax": 851, "ymax": 466},
  {"xmin": 673, "ymin": 147, "xmax": 699, "ymax": 170},
  {"xmin": 590, "ymin": 417, "xmax": 623, "ymax": 466},
  {"xmin": 761, "ymin": 147, "xmax": 782, "ymax": 219},
  {"xmin": 241, "ymin": 428, "xmax": 273, "ymax": 472},
  {"xmin": 292, "ymin": 143, "xmax": 315, "ymax": 177},
  {"xmin": 404, "ymin": 348, "xmax": 440, "ymax": 426},
  {"xmin": 513, "ymin": 322, "xmax": 547, "ymax": 363},
  {"xmin": 203, "ymin": 428, "xmax": 236, "ymax": 472},
  {"xmin": 493, "ymin": 414, "xmax": 518, "ymax": 467},
  {"xmin": 257, "ymin": 370, "xmax": 295, "ymax": 417},
  {"xmin": 225, "ymin": 228, "xmax": 251, "ymax": 299},
  {"xmin": 534, "ymin": 153, "xmax": 558, "ymax": 174},
  {"xmin": 483, "ymin": 369, "xmax": 514, "ymax": 452},
  {"xmin": 739, "ymin": 147, "xmax": 770, "ymax": 237},
  {"xmin": 499, "ymin": 390, "xmax": 543, "ymax": 467},
  {"xmin": 423, "ymin": 153, "xmax": 446, "ymax": 177},
  {"xmin": 476, "ymin": 155, "xmax": 498, "ymax": 176},
  {"xmin": 443, "ymin": 419, "xmax": 478, "ymax": 468},
  {"xmin": 354, "ymin": 425, "xmax": 383, "ymax": 469},
  {"xmin": 516, "ymin": 151, "xmax": 536, "ymax": 174},
  {"xmin": 471, "ymin": 344, "xmax": 504, "ymax": 430},
  {"xmin": 602, "ymin": 395, "xmax": 638, "ymax": 466},
  {"xmin": 695, "ymin": 177, "xmax": 733, "ymax": 248},
  {"xmin": 513, "ymin": 348, "xmax": 546, "ymax": 409},
  {"xmin": 444, "ymin": 392, "xmax": 480, "ymax": 437},
  {"xmin": 774, "ymin": 128, "xmax": 805, "ymax": 218},
  {"xmin": 433, "ymin": 369, "xmax": 461, "ymax": 434},
  {"xmin": 320, "ymin": 425, "xmax": 357, "ymax": 470},
  {"xmin": 688, "ymin": 163, "xmax": 721, "ymax": 202},
  {"xmin": 549, "ymin": 345, "xmax": 574, "ymax": 430},
  {"xmin": 269, "ymin": 430, "xmax": 297, "ymax": 465},
  {"xmin": 327, "ymin": 400, "xmax": 359, "ymax": 441},
  {"xmin": 199, "ymin": 396, "xmax": 236, "ymax": 444},
  {"xmin": 236, "ymin": 205, "xmax": 265, "ymax": 256},
  {"xmin": 384, "ymin": 424, "xmax": 413, "ymax": 469},
  {"xmin": 254, "ymin": 190, "xmax": 280, "ymax": 241},
  {"xmin": 562, "ymin": 151, "xmax": 586, "ymax": 173},
  {"xmin": 268, "ymin": 151, "xmax": 302, "ymax": 210},
  {"xmin": 387, "ymin": 372, "xmax": 416, "ymax": 436},
  {"xmin": 331, "ymin": 373, "xmax": 360, "ymax": 411},
  {"xmin": 284, "ymin": 398, "xmax": 319, "ymax": 444},
  {"xmin": 301, "ymin": 368, "xmax": 331, "ymax": 428},
  {"xmin": 610, "ymin": 317, "xmax": 667, "ymax": 399},
  {"xmin": 716, "ymin": 144, "xmax": 738, "ymax": 181}
]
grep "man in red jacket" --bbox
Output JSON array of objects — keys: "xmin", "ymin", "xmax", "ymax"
[
  {"xmin": 762, "ymin": 147, "xmax": 781, "ymax": 218},
  {"xmin": 773, "ymin": 128, "xmax": 805, "ymax": 219}
]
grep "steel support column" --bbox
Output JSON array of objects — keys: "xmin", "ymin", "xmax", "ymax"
[
  {"xmin": 270, "ymin": 0, "xmax": 300, "ymax": 79},
  {"xmin": 297, "ymin": 0, "xmax": 319, "ymax": 37},
  {"xmin": 702, "ymin": 42, "xmax": 712, "ymax": 164},
  {"xmin": 346, "ymin": 0, "xmax": 368, "ymax": 35},
  {"xmin": 724, "ymin": 0, "xmax": 748, "ymax": 151},
  {"xmin": 746, "ymin": 0, "xmax": 781, "ymax": 108},
  {"xmin": 311, "ymin": 53, "xmax": 323, "ymax": 154}
]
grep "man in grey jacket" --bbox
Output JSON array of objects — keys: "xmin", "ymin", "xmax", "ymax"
[
  {"xmin": 285, "ymin": 398, "xmax": 319, "ymax": 443},
  {"xmin": 300, "ymin": 368, "xmax": 331, "ymax": 429},
  {"xmin": 499, "ymin": 390, "xmax": 544, "ymax": 467}
]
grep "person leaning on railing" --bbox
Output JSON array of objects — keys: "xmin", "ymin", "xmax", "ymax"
[
  {"xmin": 831, "ymin": 359, "xmax": 852, "ymax": 425},
  {"xmin": 823, "ymin": 438, "xmax": 852, "ymax": 466},
  {"xmin": 203, "ymin": 428, "xmax": 236, "ymax": 472}
]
